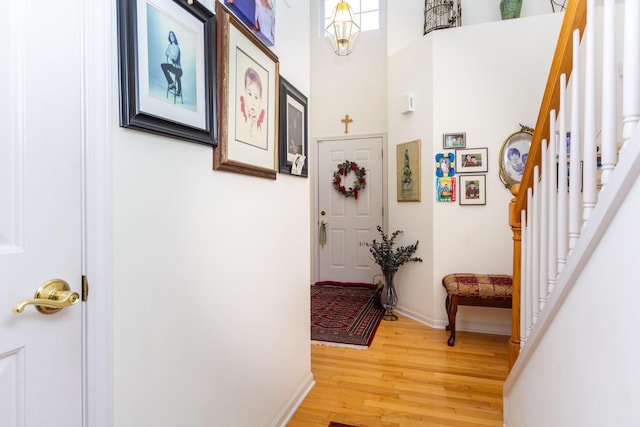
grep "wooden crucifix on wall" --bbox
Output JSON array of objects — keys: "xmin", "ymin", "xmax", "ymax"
[{"xmin": 341, "ymin": 114, "xmax": 353, "ymax": 134}]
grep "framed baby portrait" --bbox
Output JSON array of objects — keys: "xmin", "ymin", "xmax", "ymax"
[
  {"xmin": 117, "ymin": 0, "xmax": 217, "ymax": 146},
  {"xmin": 213, "ymin": 1, "xmax": 279, "ymax": 179},
  {"xmin": 278, "ymin": 77, "xmax": 308, "ymax": 177},
  {"xmin": 456, "ymin": 147, "xmax": 488, "ymax": 174},
  {"xmin": 223, "ymin": 0, "xmax": 275, "ymax": 47},
  {"xmin": 459, "ymin": 175, "xmax": 486, "ymax": 205}
]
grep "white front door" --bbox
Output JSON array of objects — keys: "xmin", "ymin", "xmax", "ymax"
[
  {"xmin": 318, "ymin": 136, "xmax": 384, "ymax": 284},
  {"xmin": 0, "ymin": 0, "xmax": 84, "ymax": 425}
]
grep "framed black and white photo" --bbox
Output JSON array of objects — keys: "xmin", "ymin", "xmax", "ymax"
[
  {"xmin": 278, "ymin": 77, "xmax": 308, "ymax": 177},
  {"xmin": 456, "ymin": 147, "xmax": 489, "ymax": 173},
  {"xmin": 117, "ymin": 0, "xmax": 217, "ymax": 146},
  {"xmin": 213, "ymin": 1, "xmax": 279, "ymax": 179},
  {"xmin": 459, "ymin": 175, "xmax": 486, "ymax": 205}
]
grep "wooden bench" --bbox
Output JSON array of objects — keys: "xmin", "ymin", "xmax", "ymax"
[{"xmin": 442, "ymin": 273, "xmax": 513, "ymax": 346}]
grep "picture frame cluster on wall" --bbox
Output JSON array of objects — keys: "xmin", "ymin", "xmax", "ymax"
[
  {"xmin": 439, "ymin": 132, "xmax": 489, "ymax": 206},
  {"xmin": 117, "ymin": 0, "xmax": 310, "ymax": 181}
]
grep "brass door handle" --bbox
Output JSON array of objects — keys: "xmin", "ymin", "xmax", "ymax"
[{"xmin": 12, "ymin": 279, "xmax": 80, "ymax": 314}]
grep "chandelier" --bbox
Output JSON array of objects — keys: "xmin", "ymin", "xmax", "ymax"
[{"xmin": 325, "ymin": 1, "xmax": 361, "ymax": 56}]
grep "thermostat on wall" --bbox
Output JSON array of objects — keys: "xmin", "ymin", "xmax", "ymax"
[{"xmin": 400, "ymin": 94, "xmax": 414, "ymax": 114}]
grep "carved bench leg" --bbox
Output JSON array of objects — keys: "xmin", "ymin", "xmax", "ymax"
[
  {"xmin": 447, "ymin": 295, "xmax": 458, "ymax": 346},
  {"xmin": 445, "ymin": 295, "xmax": 451, "ymax": 331}
]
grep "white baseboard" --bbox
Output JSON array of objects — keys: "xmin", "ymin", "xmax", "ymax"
[
  {"xmin": 396, "ymin": 306, "xmax": 511, "ymax": 336},
  {"xmin": 270, "ymin": 372, "xmax": 315, "ymax": 427}
]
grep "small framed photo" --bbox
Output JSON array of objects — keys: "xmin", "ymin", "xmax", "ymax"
[
  {"xmin": 213, "ymin": 1, "xmax": 279, "ymax": 179},
  {"xmin": 278, "ymin": 77, "xmax": 308, "ymax": 177},
  {"xmin": 435, "ymin": 152, "xmax": 455, "ymax": 177},
  {"xmin": 117, "ymin": 0, "xmax": 217, "ymax": 146},
  {"xmin": 459, "ymin": 175, "xmax": 486, "ymax": 205},
  {"xmin": 396, "ymin": 139, "xmax": 422, "ymax": 202},
  {"xmin": 456, "ymin": 147, "xmax": 488, "ymax": 173},
  {"xmin": 436, "ymin": 177, "xmax": 456, "ymax": 202},
  {"xmin": 443, "ymin": 132, "xmax": 466, "ymax": 149}
]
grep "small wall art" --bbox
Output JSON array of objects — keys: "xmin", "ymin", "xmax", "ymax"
[
  {"xmin": 436, "ymin": 177, "xmax": 456, "ymax": 202},
  {"xmin": 459, "ymin": 175, "xmax": 486, "ymax": 205},
  {"xmin": 396, "ymin": 139, "xmax": 421, "ymax": 202},
  {"xmin": 443, "ymin": 132, "xmax": 466, "ymax": 149},
  {"xmin": 435, "ymin": 152, "xmax": 455, "ymax": 177},
  {"xmin": 457, "ymin": 147, "xmax": 488, "ymax": 173}
]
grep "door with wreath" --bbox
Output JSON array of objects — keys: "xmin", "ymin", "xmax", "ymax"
[{"xmin": 317, "ymin": 135, "xmax": 384, "ymax": 283}]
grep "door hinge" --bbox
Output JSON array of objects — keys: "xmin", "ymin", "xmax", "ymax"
[{"xmin": 82, "ymin": 275, "xmax": 89, "ymax": 302}]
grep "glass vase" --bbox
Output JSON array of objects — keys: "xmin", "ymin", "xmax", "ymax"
[{"xmin": 381, "ymin": 272, "xmax": 399, "ymax": 321}]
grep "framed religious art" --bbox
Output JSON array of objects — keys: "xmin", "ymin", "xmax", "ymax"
[
  {"xmin": 213, "ymin": 1, "xmax": 279, "ymax": 179},
  {"xmin": 117, "ymin": 0, "xmax": 217, "ymax": 146},
  {"xmin": 278, "ymin": 77, "xmax": 308, "ymax": 177}
]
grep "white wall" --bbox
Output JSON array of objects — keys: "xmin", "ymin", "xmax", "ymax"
[
  {"xmin": 505, "ymin": 169, "xmax": 640, "ymax": 427},
  {"xmin": 387, "ymin": 13, "xmax": 563, "ymax": 332},
  {"xmin": 111, "ymin": 1, "xmax": 312, "ymax": 426}
]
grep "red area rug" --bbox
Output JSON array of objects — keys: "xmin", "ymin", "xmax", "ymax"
[
  {"xmin": 311, "ymin": 283, "xmax": 384, "ymax": 349},
  {"xmin": 328, "ymin": 422, "xmax": 358, "ymax": 427}
]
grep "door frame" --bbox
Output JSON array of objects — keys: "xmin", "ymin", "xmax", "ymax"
[
  {"xmin": 83, "ymin": 0, "xmax": 114, "ymax": 425},
  {"xmin": 312, "ymin": 133, "xmax": 388, "ymax": 284}
]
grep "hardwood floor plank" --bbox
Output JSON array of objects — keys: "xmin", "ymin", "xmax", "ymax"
[{"xmin": 287, "ymin": 315, "xmax": 509, "ymax": 427}]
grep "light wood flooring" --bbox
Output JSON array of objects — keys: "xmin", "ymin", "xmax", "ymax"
[{"xmin": 287, "ymin": 314, "xmax": 509, "ymax": 427}]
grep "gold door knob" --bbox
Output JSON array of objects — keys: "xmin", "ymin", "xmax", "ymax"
[{"xmin": 12, "ymin": 279, "xmax": 79, "ymax": 314}]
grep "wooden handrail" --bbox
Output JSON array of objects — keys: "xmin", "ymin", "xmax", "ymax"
[
  {"xmin": 509, "ymin": 0, "xmax": 587, "ymax": 369},
  {"xmin": 514, "ymin": 1, "xmax": 586, "ymax": 214}
]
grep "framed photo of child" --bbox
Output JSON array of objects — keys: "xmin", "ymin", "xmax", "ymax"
[
  {"xmin": 459, "ymin": 175, "xmax": 486, "ymax": 205},
  {"xmin": 456, "ymin": 147, "xmax": 489, "ymax": 174},
  {"xmin": 214, "ymin": 1, "xmax": 279, "ymax": 179}
]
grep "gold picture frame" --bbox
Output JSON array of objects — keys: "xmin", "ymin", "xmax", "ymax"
[
  {"xmin": 213, "ymin": 2, "xmax": 279, "ymax": 179},
  {"xmin": 396, "ymin": 139, "xmax": 421, "ymax": 202}
]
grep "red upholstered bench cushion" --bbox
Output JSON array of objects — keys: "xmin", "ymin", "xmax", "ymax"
[{"xmin": 442, "ymin": 273, "xmax": 512, "ymax": 299}]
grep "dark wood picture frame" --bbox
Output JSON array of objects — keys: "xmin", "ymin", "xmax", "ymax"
[
  {"xmin": 278, "ymin": 77, "xmax": 308, "ymax": 177},
  {"xmin": 117, "ymin": 0, "xmax": 217, "ymax": 146},
  {"xmin": 213, "ymin": 1, "xmax": 279, "ymax": 179}
]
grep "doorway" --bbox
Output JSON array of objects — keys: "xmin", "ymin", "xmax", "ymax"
[{"xmin": 315, "ymin": 135, "xmax": 385, "ymax": 284}]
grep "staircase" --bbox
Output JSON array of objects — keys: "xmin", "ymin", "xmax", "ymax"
[{"xmin": 503, "ymin": 0, "xmax": 640, "ymax": 424}]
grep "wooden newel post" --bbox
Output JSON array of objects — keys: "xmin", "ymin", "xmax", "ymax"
[{"xmin": 509, "ymin": 184, "xmax": 522, "ymax": 370}]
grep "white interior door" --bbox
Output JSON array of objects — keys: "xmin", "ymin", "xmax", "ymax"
[
  {"xmin": 318, "ymin": 136, "xmax": 384, "ymax": 284},
  {"xmin": 0, "ymin": 0, "xmax": 84, "ymax": 425}
]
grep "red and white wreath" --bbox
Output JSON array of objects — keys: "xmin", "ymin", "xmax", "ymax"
[{"xmin": 332, "ymin": 160, "xmax": 367, "ymax": 199}]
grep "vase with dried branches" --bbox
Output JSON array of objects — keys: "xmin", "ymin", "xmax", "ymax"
[{"xmin": 367, "ymin": 226, "xmax": 422, "ymax": 321}]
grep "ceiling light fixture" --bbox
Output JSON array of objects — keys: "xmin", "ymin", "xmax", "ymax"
[{"xmin": 325, "ymin": 1, "xmax": 360, "ymax": 56}]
